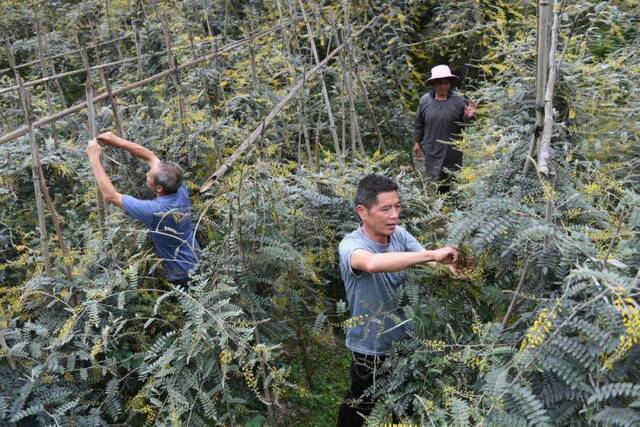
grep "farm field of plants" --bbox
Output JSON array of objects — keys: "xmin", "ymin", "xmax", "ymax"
[{"xmin": 0, "ymin": 0, "xmax": 638, "ymax": 425}]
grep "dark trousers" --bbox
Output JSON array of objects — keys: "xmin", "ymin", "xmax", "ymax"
[
  {"xmin": 336, "ymin": 352, "xmax": 389, "ymax": 427},
  {"xmin": 169, "ymin": 278, "xmax": 190, "ymax": 289}
]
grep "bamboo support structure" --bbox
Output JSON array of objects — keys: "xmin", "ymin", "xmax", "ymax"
[
  {"xmin": 297, "ymin": 0, "xmax": 344, "ymax": 168},
  {"xmin": 80, "ymin": 46, "xmax": 107, "ymax": 232},
  {"xmin": 0, "ymin": 20, "xmax": 299, "ymax": 145},
  {"xmin": 200, "ymin": 17, "xmax": 376, "ymax": 191}
]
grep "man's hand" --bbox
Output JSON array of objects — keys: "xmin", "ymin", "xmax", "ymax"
[
  {"xmin": 97, "ymin": 131, "xmax": 116, "ymax": 145},
  {"xmin": 413, "ymin": 142, "xmax": 423, "ymax": 157},
  {"xmin": 427, "ymin": 246, "xmax": 460, "ymax": 265},
  {"xmin": 85, "ymin": 138, "xmax": 102, "ymax": 159},
  {"xmin": 464, "ymin": 101, "xmax": 478, "ymax": 119}
]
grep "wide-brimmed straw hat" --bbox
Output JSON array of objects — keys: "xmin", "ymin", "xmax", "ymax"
[{"xmin": 426, "ymin": 65, "xmax": 459, "ymax": 83}]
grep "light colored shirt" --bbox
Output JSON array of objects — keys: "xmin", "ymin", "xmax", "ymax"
[{"xmin": 338, "ymin": 225, "xmax": 424, "ymax": 355}]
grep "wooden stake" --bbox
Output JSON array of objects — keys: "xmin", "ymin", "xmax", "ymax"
[{"xmin": 297, "ymin": 0, "xmax": 344, "ymax": 169}]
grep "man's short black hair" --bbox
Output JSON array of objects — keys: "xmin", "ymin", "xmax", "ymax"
[
  {"xmin": 153, "ymin": 162, "xmax": 183, "ymax": 194},
  {"xmin": 355, "ymin": 174, "xmax": 399, "ymax": 208}
]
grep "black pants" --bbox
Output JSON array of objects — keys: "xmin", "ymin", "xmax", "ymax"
[
  {"xmin": 169, "ymin": 278, "xmax": 190, "ymax": 289},
  {"xmin": 336, "ymin": 352, "xmax": 390, "ymax": 427}
]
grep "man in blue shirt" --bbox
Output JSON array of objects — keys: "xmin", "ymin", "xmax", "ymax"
[
  {"xmin": 85, "ymin": 132, "xmax": 200, "ymax": 287},
  {"xmin": 336, "ymin": 174, "xmax": 463, "ymax": 426}
]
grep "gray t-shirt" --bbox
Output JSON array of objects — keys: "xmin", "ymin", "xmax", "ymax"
[{"xmin": 338, "ymin": 225, "xmax": 424, "ymax": 355}]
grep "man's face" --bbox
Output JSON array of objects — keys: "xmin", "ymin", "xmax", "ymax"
[{"xmin": 357, "ymin": 191, "xmax": 401, "ymax": 238}]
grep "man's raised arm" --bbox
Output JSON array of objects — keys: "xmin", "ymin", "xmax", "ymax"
[
  {"xmin": 86, "ymin": 139, "xmax": 122, "ymax": 207},
  {"xmin": 351, "ymin": 246, "xmax": 459, "ymax": 273},
  {"xmin": 97, "ymin": 131, "xmax": 160, "ymax": 168}
]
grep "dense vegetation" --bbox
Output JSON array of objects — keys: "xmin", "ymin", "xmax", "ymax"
[{"xmin": 0, "ymin": 0, "xmax": 638, "ymax": 425}]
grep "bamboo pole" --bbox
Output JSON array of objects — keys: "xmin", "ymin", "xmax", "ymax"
[
  {"xmin": 354, "ymin": 63, "xmax": 384, "ymax": 150},
  {"xmin": 37, "ymin": 163, "xmax": 73, "ymax": 281},
  {"xmin": 50, "ymin": 62, "xmax": 67, "ymax": 109},
  {"xmin": 0, "ymin": 20, "xmax": 299, "ymax": 145},
  {"xmin": 93, "ymin": 34, "xmax": 124, "ymax": 137},
  {"xmin": 133, "ymin": 24, "xmax": 144, "ymax": 78},
  {"xmin": 537, "ymin": 1, "xmax": 559, "ymax": 177},
  {"xmin": 248, "ymin": 19, "xmax": 259, "ymax": 92},
  {"xmin": 299, "ymin": 67, "xmax": 313, "ymax": 168},
  {"xmin": 160, "ymin": 12, "xmax": 188, "ymax": 133},
  {"xmin": 524, "ymin": 0, "xmax": 552, "ymax": 174},
  {"xmin": 34, "ymin": 16, "xmax": 54, "ymax": 120},
  {"xmin": 79, "ymin": 45, "xmax": 107, "ymax": 232},
  {"xmin": 330, "ymin": 16, "xmax": 363, "ymax": 157},
  {"xmin": 275, "ymin": 0, "xmax": 312, "ymax": 165},
  {"xmin": 105, "ymin": 0, "xmax": 125, "ymax": 61},
  {"xmin": 200, "ymin": 17, "xmax": 376, "ymax": 191},
  {"xmin": 297, "ymin": 0, "xmax": 343, "ymax": 169}
]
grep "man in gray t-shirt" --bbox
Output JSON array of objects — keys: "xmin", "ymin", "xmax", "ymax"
[{"xmin": 336, "ymin": 174, "xmax": 462, "ymax": 426}]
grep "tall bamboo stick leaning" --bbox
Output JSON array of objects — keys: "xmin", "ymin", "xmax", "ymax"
[
  {"xmin": 199, "ymin": 17, "xmax": 377, "ymax": 192},
  {"xmin": 0, "ymin": 20, "xmax": 300, "ymax": 145},
  {"xmin": 297, "ymin": 0, "xmax": 344, "ymax": 169},
  {"xmin": 79, "ymin": 45, "xmax": 107, "ymax": 233}
]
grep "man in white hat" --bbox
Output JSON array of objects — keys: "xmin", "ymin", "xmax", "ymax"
[{"xmin": 413, "ymin": 64, "xmax": 477, "ymax": 191}]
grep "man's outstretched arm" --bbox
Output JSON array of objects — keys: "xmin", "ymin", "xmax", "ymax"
[
  {"xmin": 351, "ymin": 246, "xmax": 459, "ymax": 274},
  {"xmin": 97, "ymin": 131, "xmax": 161, "ymax": 168},
  {"xmin": 86, "ymin": 139, "xmax": 123, "ymax": 207}
]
